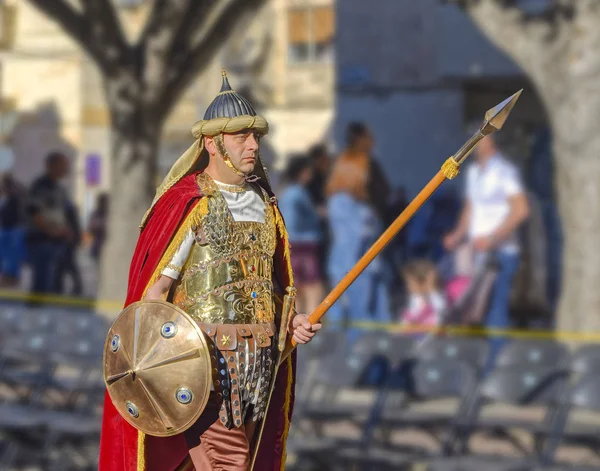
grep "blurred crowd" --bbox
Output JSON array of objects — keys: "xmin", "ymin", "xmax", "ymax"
[
  {"xmin": 0, "ymin": 152, "xmax": 108, "ymax": 300},
  {"xmin": 275, "ymin": 121, "xmax": 559, "ymax": 356},
  {"xmin": 0, "ymin": 120, "xmax": 560, "ymax": 339}
]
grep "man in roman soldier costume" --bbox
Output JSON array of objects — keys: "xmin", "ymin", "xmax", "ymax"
[{"xmin": 99, "ymin": 71, "xmax": 321, "ymax": 471}]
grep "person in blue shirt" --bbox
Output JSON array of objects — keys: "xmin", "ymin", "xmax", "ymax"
[{"xmin": 277, "ymin": 155, "xmax": 325, "ymax": 316}]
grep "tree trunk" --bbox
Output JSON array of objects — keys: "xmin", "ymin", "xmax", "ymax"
[
  {"xmin": 552, "ymin": 90, "xmax": 600, "ymax": 333},
  {"xmin": 97, "ymin": 77, "xmax": 161, "ymax": 315}
]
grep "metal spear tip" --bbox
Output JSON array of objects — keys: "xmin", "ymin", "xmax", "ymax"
[{"xmin": 480, "ymin": 89, "xmax": 523, "ymax": 135}]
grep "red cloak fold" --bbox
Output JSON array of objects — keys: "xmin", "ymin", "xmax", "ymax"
[{"xmin": 99, "ymin": 172, "xmax": 296, "ymax": 471}]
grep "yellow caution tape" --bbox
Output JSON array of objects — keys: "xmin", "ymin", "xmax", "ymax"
[{"xmin": 1, "ymin": 289, "xmax": 596, "ymax": 344}]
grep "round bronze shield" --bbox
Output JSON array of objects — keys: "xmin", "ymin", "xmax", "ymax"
[{"xmin": 103, "ymin": 300, "xmax": 211, "ymax": 437}]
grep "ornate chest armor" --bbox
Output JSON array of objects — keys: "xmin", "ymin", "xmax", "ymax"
[{"xmin": 172, "ymin": 173, "xmax": 277, "ymax": 325}]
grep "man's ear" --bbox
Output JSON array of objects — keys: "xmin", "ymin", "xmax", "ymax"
[{"xmin": 205, "ymin": 136, "xmax": 216, "ymax": 155}]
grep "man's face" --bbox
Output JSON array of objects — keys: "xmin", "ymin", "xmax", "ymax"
[
  {"xmin": 222, "ymin": 130, "xmax": 260, "ymax": 175},
  {"xmin": 49, "ymin": 155, "xmax": 70, "ymax": 180},
  {"xmin": 301, "ymin": 166, "xmax": 314, "ymax": 184},
  {"xmin": 406, "ymin": 277, "xmax": 427, "ymax": 296},
  {"xmin": 316, "ymin": 153, "xmax": 329, "ymax": 172},
  {"xmin": 358, "ymin": 132, "xmax": 374, "ymax": 154}
]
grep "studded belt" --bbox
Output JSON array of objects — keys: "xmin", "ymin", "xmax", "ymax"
[{"xmin": 198, "ymin": 322, "xmax": 277, "ymax": 429}]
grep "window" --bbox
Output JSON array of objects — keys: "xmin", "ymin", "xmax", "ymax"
[{"xmin": 288, "ymin": 6, "xmax": 334, "ymax": 64}]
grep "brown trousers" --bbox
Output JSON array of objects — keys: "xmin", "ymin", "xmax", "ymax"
[{"xmin": 182, "ymin": 393, "xmax": 257, "ymax": 471}]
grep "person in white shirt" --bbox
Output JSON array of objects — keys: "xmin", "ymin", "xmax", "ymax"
[{"xmin": 443, "ymin": 132, "xmax": 529, "ymax": 370}]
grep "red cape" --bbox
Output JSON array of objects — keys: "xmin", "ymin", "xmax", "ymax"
[{"xmin": 99, "ymin": 172, "xmax": 296, "ymax": 471}]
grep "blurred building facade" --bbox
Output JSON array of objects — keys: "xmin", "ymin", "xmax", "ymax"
[
  {"xmin": 0, "ymin": 0, "xmax": 334, "ymax": 221},
  {"xmin": 335, "ymin": 0, "xmax": 548, "ymax": 198}
]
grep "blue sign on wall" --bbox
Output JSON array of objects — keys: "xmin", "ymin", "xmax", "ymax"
[{"xmin": 85, "ymin": 153, "xmax": 101, "ymax": 186}]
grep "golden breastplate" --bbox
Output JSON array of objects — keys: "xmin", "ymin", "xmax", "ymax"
[{"xmin": 172, "ymin": 174, "xmax": 277, "ymax": 324}]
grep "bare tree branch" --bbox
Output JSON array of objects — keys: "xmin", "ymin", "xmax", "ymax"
[
  {"xmin": 155, "ymin": 0, "xmax": 268, "ymax": 117},
  {"xmin": 139, "ymin": 0, "xmax": 212, "ymax": 51},
  {"xmin": 137, "ymin": 0, "xmax": 173, "ymax": 44},
  {"xmin": 137, "ymin": 0, "xmax": 213, "ymax": 103},
  {"xmin": 81, "ymin": 0, "xmax": 130, "ymax": 56},
  {"xmin": 28, "ymin": 0, "xmax": 131, "ymax": 75},
  {"xmin": 164, "ymin": 1, "xmax": 216, "ymax": 65}
]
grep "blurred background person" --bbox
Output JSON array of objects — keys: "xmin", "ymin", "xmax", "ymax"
[
  {"xmin": 428, "ymin": 186, "xmax": 462, "ymax": 261},
  {"xmin": 306, "ymin": 143, "xmax": 331, "ymax": 208},
  {"xmin": 399, "ymin": 258, "xmax": 446, "ymax": 331},
  {"xmin": 0, "ymin": 173, "xmax": 26, "ymax": 287},
  {"xmin": 25, "ymin": 152, "xmax": 73, "ymax": 297},
  {"xmin": 325, "ymin": 123, "xmax": 392, "ymax": 336},
  {"xmin": 345, "ymin": 122, "xmax": 391, "ymax": 224},
  {"xmin": 405, "ymin": 186, "xmax": 461, "ymax": 262},
  {"xmin": 54, "ymin": 198, "xmax": 83, "ymax": 296},
  {"xmin": 443, "ymin": 132, "xmax": 530, "ymax": 370},
  {"xmin": 88, "ymin": 192, "xmax": 109, "ymax": 265},
  {"xmin": 306, "ymin": 143, "xmax": 332, "ymax": 286},
  {"xmin": 344, "ymin": 122, "xmax": 397, "ymax": 309},
  {"xmin": 278, "ymin": 155, "xmax": 325, "ymax": 316}
]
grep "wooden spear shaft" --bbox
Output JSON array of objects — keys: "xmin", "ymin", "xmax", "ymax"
[{"xmin": 279, "ymin": 89, "xmax": 523, "ymax": 364}]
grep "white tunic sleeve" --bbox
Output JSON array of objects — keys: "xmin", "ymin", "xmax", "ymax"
[{"xmin": 161, "ymin": 229, "xmax": 194, "ymax": 280}]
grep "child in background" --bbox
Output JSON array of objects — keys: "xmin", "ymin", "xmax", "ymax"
[{"xmin": 400, "ymin": 259, "xmax": 447, "ymax": 329}]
